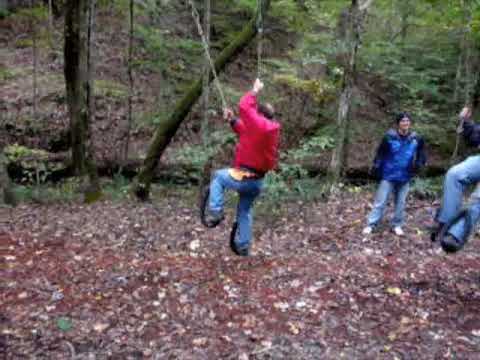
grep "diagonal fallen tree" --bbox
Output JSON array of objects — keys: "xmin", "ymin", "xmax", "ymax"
[{"xmin": 134, "ymin": 0, "xmax": 271, "ymax": 200}]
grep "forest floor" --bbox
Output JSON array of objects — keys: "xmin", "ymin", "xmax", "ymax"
[{"xmin": 2, "ymin": 188, "xmax": 480, "ymax": 359}]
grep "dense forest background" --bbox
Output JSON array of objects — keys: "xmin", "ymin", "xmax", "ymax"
[
  {"xmin": 1, "ymin": 0, "xmax": 480, "ymax": 203},
  {"xmin": 2, "ymin": 1, "xmax": 480, "ymax": 358}
]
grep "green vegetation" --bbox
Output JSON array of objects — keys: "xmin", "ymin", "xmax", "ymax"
[
  {"xmin": 3, "ymin": 0, "xmax": 480, "ymax": 206},
  {"xmin": 409, "ymin": 177, "xmax": 444, "ymax": 200},
  {"xmin": 0, "ymin": 66, "xmax": 15, "ymax": 82},
  {"xmin": 95, "ymin": 79, "xmax": 129, "ymax": 99}
]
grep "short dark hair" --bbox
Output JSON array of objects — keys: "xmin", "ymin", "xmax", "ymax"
[
  {"xmin": 258, "ymin": 103, "xmax": 274, "ymax": 119},
  {"xmin": 396, "ymin": 112, "xmax": 411, "ymax": 124}
]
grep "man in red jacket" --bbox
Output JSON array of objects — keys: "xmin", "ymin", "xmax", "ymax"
[{"xmin": 202, "ymin": 79, "xmax": 281, "ymax": 256}]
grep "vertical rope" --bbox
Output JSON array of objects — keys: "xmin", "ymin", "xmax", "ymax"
[
  {"xmin": 187, "ymin": 0, "xmax": 227, "ymax": 110},
  {"xmin": 256, "ymin": 0, "xmax": 264, "ymax": 79}
]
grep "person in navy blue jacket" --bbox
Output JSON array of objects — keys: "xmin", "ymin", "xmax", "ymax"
[{"xmin": 363, "ymin": 112, "xmax": 426, "ymax": 236}]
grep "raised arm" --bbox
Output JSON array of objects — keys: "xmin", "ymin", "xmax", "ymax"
[{"xmin": 238, "ymin": 79, "xmax": 265, "ymax": 127}]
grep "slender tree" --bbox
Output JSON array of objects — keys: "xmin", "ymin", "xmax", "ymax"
[
  {"xmin": 329, "ymin": 0, "xmax": 374, "ymax": 183},
  {"xmin": 64, "ymin": 0, "xmax": 100, "ymax": 198},
  {"xmin": 48, "ymin": 1, "xmax": 52, "ymax": 30},
  {"xmin": 65, "ymin": 0, "xmax": 89, "ymax": 174},
  {"xmin": 84, "ymin": 0, "xmax": 101, "ymax": 200},
  {"xmin": 123, "ymin": 0, "xmax": 134, "ymax": 162},
  {"xmin": 0, "ymin": 146, "xmax": 15, "ymax": 206},
  {"xmin": 31, "ymin": 0, "xmax": 38, "ymax": 121}
]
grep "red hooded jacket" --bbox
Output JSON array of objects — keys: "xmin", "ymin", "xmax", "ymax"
[{"xmin": 230, "ymin": 91, "xmax": 281, "ymax": 174}]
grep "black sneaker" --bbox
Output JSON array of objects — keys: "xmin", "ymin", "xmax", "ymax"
[
  {"xmin": 204, "ymin": 208, "xmax": 224, "ymax": 228},
  {"xmin": 235, "ymin": 247, "xmax": 250, "ymax": 257},
  {"xmin": 438, "ymin": 209, "xmax": 472, "ymax": 253},
  {"xmin": 229, "ymin": 222, "xmax": 249, "ymax": 256},
  {"xmin": 440, "ymin": 234, "xmax": 462, "ymax": 253}
]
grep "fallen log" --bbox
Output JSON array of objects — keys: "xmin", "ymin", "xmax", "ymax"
[{"xmin": 5, "ymin": 151, "xmax": 450, "ymax": 187}]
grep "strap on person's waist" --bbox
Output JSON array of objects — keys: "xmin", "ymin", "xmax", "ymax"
[
  {"xmin": 229, "ymin": 168, "xmax": 263, "ymax": 181},
  {"xmin": 238, "ymin": 165, "xmax": 265, "ymax": 178}
]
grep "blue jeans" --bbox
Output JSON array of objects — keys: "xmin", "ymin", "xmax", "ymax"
[
  {"xmin": 367, "ymin": 180, "xmax": 410, "ymax": 228},
  {"xmin": 209, "ymin": 169, "xmax": 263, "ymax": 250},
  {"xmin": 437, "ymin": 155, "xmax": 480, "ymax": 228},
  {"xmin": 437, "ymin": 163, "xmax": 480, "ymax": 239},
  {"xmin": 447, "ymin": 201, "xmax": 480, "ymax": 241}
]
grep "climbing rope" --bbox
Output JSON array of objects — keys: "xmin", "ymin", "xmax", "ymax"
[
  {"xmin": 256, "ymin": 0, "xmax": 264, "ymax": 79},
  {"xmin": 187, "ymin": 0, "xmax": 228, "ymax": 110},
  {"xmin": 188, "ymin": 0, "xmax": 265, "ymax": 107},
  {"xmin": 451, "ymin": 116, "xmax": 464, "ymax": 162}
]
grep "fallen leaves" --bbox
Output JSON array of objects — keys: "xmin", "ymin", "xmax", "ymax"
[
  {"xmin": 93, "ymin": 322, "xmax": 110, "ymax": 333},
  {"xmin": 287, "ymin": 321, "xmax": 301, "ymax": 335},
  {"xmin": 2, "ymin": 192, "xmax": 480, "ymax": 358},
  {"xmin": 386, "ymin": 287, "xmax": 402, "ymax": 296}
]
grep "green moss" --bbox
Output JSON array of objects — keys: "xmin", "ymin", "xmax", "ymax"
[
  {"xmin": 15, "ymin": 38, "xmax": 33, "ymax": 49},
  {"xmin": 274, "ymin": 74, "xmax": 336, "ymax": 104},
  {"xmin": 0, "ymin": 8, "xmax": 9, "ymax": 19},
  {"xmin": 4, "ymin": 144, "xmax": 50, "ymax": 162},
  {"xmin": 0, "ymin": 67, "xmax": 15, "ymax": 82},
  {"xmin": 95, "ymin": 79, "xmax": 128, "ymax": 99},
  {"xmin": 84, "ymin": 189, "xmax": 103, "ymax": 204}
]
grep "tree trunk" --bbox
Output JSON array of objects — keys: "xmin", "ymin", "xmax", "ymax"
[
  {"xmin": 123, "ymin": 0, "xmax": 134, "ymax": 162},
  {"xmin": 453, "ymin": 37, "xmax": 465, "ymax": 106},
  {"xmin": 48, "ymin": 0, "xmax": 53, "ymax": 45},
  {"xmin": 64, "ymin": 0, "xmax": 89, "ymax": 175},
  {"xmin": 0, "ymin": 148, "xmax": 16, "ymax": 206},
  {"xmin": 398, "ymin": 0, "xmax": 411, "ymax": 42},
  {"xmin": 201, "ymin": 0, "xmax": 211, "ymax": 147},
  {"xmin": 31, "ymin": 0, "xmax": 38, "ymax": 121},
  {"xmin": 83, "ymin": 0, "xmax": 101, "ymax": 202},
  {"xmin": 329, "ymin": 0, "xmax": 373, "ymax": 183},
  {"xmin": 134, "ymin": 0, "xmax": 271, "ymax": 200},
  {"xmin": 464, "ymin": 37, "xmax": 479, "ymax": 107}
]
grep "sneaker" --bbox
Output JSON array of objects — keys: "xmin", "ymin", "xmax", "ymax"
[
  {"xmin": 393, "ymin": 226, "xmax": 404, "ymax": 236},
  {"xmin": 440, "ymin": 234, "xmax": 462, "ymax": 253},
  {"xmin": 204, "ymin": 208, "xmax": 224, "ymax": 228},
  {"xmin": 362, "ymin": 226, "xmax": 373, "ymax": 235},
  {"xmin": 235, "ymin": 247, "xmax": 250, "ymax": 257}
]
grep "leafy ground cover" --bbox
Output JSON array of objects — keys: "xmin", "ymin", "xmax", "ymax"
[{"xmin": 2, "ymin": 189, "xmax": 480, "ymax": 359}]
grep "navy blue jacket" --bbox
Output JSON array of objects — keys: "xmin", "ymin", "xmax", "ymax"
[
  {"xmin": 373, "ymin": 129, "xmax": 426, "ymax": 183},
  {"xmin": 462, "ymin": 117, "xmax": 480, "ymax": 147}
]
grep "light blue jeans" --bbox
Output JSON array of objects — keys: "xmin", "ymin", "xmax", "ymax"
[
  {"xmin": 438, "ymin": 156, "xmax": 480, "ymax": 240},
  {"xmin": 447, "ymin": 200, "xmax": 480, "ymax": 241},
  {"xmin": 437, "ymin": 155, "xmax": 480, "ymax": 226},
  {"xmin": 367, "ymin": 180, "xmax": 410, "ymax": 228},
  {"xmin": 209, "ymin": 169, "xmax": 263, "ymax": 250}
]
